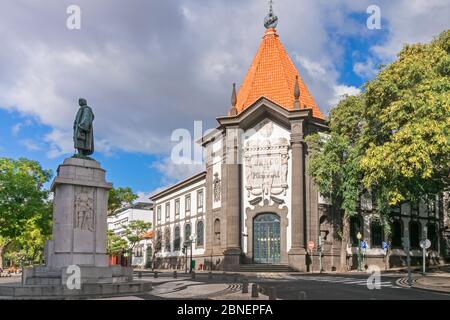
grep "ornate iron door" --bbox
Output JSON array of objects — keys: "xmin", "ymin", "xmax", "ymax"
[{"xmin": 253, "ymin": 213, "xmax": 281, "ymax": 264}]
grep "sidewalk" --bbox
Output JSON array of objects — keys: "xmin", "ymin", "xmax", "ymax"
[{"xmin": 397, "ymin": 273, "xmax": 450, "ymax": 293}]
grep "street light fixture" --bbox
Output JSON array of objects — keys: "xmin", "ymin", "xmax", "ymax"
[{"xmin": 356, "ymin": 232, "xmax": 362, "ymax": 272}]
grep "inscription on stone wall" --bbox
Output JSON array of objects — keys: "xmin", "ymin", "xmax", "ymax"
[
  {"xmin": 244, "ymin": 120, "xmax": 289, "ymax": 204},
  {"xmin": 74, "ymin": 187, "xmax": 94, "ymax": 231}
]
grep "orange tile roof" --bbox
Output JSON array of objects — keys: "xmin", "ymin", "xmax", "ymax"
[{"xmin": 235, "ymin": 28, "xmax": 325, "ymax": 120}]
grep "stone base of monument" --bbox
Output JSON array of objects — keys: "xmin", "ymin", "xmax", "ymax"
[{"xmin": 0, "ymin": 157, "xmax": 152, "ymax": 299}]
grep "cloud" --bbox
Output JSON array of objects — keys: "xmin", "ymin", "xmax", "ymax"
[
  {"xmin": 353, "ymin": 59, "xmax": 378, "ymax": 79},
  {"xmin": 0, "ymin": 0, "xmax": 448, "ymax": 186},
  {"xmin": 19, "ymin": 139, "xmax": 42, "ymax": 152},
  {"xmin": 151, "ymin": 156, "xmax": 204, "ymax": 186},
  {"xmin": 135, "ymin": 191, "xmax": 152, "ymax": 204},
  {"xmin": 328, "ymin": 85, "xmax": 362, "ymax": 106}
]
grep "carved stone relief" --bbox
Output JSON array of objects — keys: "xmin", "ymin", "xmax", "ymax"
[
  {"xmin": 244, "ymin": 120, "xmax": 289, "ymax": 205},
  {"xmin": 74, "ymin": 187, "xmax": 94, "ymax": 232}
]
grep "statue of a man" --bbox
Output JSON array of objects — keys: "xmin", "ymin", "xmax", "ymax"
[{"xmin": 73, "ymin": 98, "xmax": 94, "ymax": 157}]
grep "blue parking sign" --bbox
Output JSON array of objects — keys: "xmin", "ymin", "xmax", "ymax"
[{"xmin": 361, "ymin": 240, "xmax": 367, "ymax": 249}]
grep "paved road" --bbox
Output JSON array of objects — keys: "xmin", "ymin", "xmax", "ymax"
[{"xmin": 253, "ymin": 273, "xmax": 450, "ymax": 300}]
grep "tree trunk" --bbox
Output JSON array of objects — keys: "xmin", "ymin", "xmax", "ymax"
[
  {"xmin": 0, "ymin": 245, "xmax": 4, "ymax": 269},
  {"xmin": 339, "ymin": 214, "xmax": 350, "ymax": 272}
]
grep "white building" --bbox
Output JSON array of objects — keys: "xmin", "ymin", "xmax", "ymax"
[{"xmin": 107, "ymin": 202, "xmax": 153, "ymax": 268}]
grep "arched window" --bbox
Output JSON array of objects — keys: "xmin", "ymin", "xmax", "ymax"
[
  {"xmin": 174, "ymin": 226, "xmax": 181, "ymax": 251},
  {"xmin": 214, "ymin": 219, "xmax": 221, "ymax": 245},
  {"xmin": 409, "ymin": 221, "xmax": 421, "ymax": 249},
  {"xmin": 350, "ymin": 216, "xmax": 363, "ymax": 246},
  {"xmin": 196, "ymin": 220, "xmax": 204, "ymax": 247},
  {"xmin": 427, "ymin": 224, "xmax": 438, "ymax": 251},
  {"xmin": 370, "ymin": 220, "xmax": 383, "ymax": 248},
  {"xmin": 164, "ymin": 227, "xmax": 171, "ymax": 252},
  {"xmin": 391, "ymin": 220, "xmax": 403, "ymax": 248},
  {"xmin": 184, "ymin": 224, "xmax": 191, "ymax": 244},
  {"xmin": 155, "ymin": 231, "xmax": 162, "ymax": 252}
]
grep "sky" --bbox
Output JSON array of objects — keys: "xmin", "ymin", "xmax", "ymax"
[{"xmin": 0, "ymin": 0, "xmax": 449, "ymax": 202}]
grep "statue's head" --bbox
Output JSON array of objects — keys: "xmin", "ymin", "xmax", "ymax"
[{"xmin": 78, "ymin": 98, "xmax": 87, "ymax": 107}]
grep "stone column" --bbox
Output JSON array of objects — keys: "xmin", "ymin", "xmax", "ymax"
[
  {"xmin": 223, "ymin": 126, "xmax": 241, "ymax": 271},
  {"xmin": 288, "ymin": 120, "xmax": 307, "ymax": 271},
  {"xmin": 204, "ymin": 141, "xmax": 214, "ymax": 261}
]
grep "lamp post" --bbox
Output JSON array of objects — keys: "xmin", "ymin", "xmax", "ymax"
[{"xmin": 357, "ymin": 232, "xmax": 362, "ymax": 272}]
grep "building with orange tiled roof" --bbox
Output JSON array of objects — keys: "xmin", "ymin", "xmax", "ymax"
[
  {"xmin": 150, "ymin": 4, "xmax": 446, "ymax": 273},
  {"xmin": 150, "ymin": 5, "xmax": 334, "ymax": 273},
  {"xmin": 234, "ymin": 27, "xmax": 325, "ymax": 120}
]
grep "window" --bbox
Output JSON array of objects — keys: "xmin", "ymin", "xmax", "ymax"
[
  {"xmin": 157, "ymin": 206, "xmax": 161, "ymax": 221},
  {"xmin": 370, "ymin": 220, "xmax": 383, "ymax": 248},
  {"xmin": 185, "ymin": 195, "xmax": 191, "ymax": 215},
  {"xmin": 409, "ymin": 221, "xmax": 421, "ymax": 249},
  {"xmin": 350, "ymin": 216, "xmax": 362, "ymax": 246},
  {"xmin": 164, "ymin": 227, "xmax": 171, "ymax": 252},
  {"xmin": 155, "ymin": 231, "xmax": 162, "ymax": 252},
  {"xmin": 196, "ymin": 220, "xmax": 204, "ymax": 247},
  {"xmin": 197, "ymin": 190, "xmax": 204, "ymax": 211},
  {"xmin": 175, "ymin": 198, "xmax": 180, "ymax": 217},
  {"xmin": 214, "ymin": 219, "xmax": 221, "ymax": 245},
  {"xmin": 174, "ymin": 226, "xmax": 181, "ymax": 251},
  {"xmin": 134, "ymin": 245, "xmax": 143, "ymax": 257},
  {"xmin": 165, "ymin": 202, "xmax": 170, "ymax": 219},
  {"xmin": 427, "ymin": 224, "xmax": 438, "ymax": 250},
  {"xmin": 184, "ymin": 224, "xmax": 191, "ymax": 243},
  {"xmin": 391, "ymin": 220, "xmax": 403, "ymax": 248}
]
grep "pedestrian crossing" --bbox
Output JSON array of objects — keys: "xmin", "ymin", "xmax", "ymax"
[{"xmin": 256, "ymin": 273, "xmax": 400, "ymax": 288}]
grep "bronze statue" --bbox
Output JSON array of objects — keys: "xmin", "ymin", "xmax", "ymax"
[{"xmin": 73, "ymin": 98, "xmax": 94, "ymax": 157}]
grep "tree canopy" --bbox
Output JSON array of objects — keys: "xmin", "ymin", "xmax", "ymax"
[{"xmin": 107, "ymin": 187, "xmax": 138, "ymax": 215}]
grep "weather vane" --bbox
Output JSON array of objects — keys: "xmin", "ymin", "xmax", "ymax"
[{"xmin": 264, "ymin": 0, "xmax": 278, "ymax": 29}]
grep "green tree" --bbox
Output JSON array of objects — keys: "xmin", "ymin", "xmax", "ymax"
[
  {"xmin": 0, "ymin": 158, "xmax": 52, "ymax": 267},
  {"xmin": 123, "ymin": 220, "xmax": 152, "ymax": 257},
  {"xmin": 107, "ymin": 230, "xmax": 128, "ymax": 256},
  {"xmin": 108, "ymin": 187, "xmax": 138, "ymax": 215},
  {"xmin": 307, "ymin": 95, "xmax": 366, "ymax": 271},
  {"xmin": 361, "ymin": 30, "xmax": 450, "ymax": 207}
]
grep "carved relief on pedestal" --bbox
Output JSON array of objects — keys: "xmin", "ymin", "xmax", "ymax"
[
  {"xmin": 244, "ymin": 120, "xmax": 289, "ymax": 205},
  {"xmin": 74, "ymin": 187, "xmax": 94, "ymax": 232}
]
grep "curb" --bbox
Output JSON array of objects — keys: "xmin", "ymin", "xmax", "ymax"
[{"xmin": 396, "ymin": 277, "xmax": 450, "ymax": 295}]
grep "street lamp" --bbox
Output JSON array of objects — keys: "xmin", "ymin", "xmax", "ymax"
[{"xmin": 356, "ymin": 232, "xmax": 362, "ymax": 272}]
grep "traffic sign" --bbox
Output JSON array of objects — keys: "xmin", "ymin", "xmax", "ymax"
[
  {"xmin": 382, "ymin": 241, "xmax": 389, "ymax": 250},
  {"xmin": 360, "ymin": 240, "xmax": 367, "ymax": 250},
  {"xmin": 420, "ymin": 239, "xmax": 431, "ymax": 249},
  {"xmin": 307, "ymin": 241, "xmax": 315, "ymax": 251}
]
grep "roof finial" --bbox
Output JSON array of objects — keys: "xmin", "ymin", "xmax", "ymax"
[
  {"xmin": 294, "ymin": 75, "xmax": 300, "ymax": 110},
  {"xmin": 229, "ymin": 83, "xmax": 238, "ymax": 116},
  {"xmin": 264, "ymin": 0, "xmax": 278, "ymax": 29}
]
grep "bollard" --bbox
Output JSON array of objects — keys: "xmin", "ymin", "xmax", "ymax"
[
  {"xmin": 251, "ymin": 283, "xmax": 259, "ymax": 298},
  {"xmin": 138, "ymin": 271, "xmax": 142, "ymax": 279},
  {"xmin": 173, "ymin": 270, "xmax": 177, "ymax": 278},
  {"xmin": 191, "ymin": 271, "xmax": 196, "ymax": 279},
  {"xmin": 298, "ymin": 291, "xmax": 307, "ymax": 300},
  {"xmin": 208, "ymin": 272, "xmax": 213, "ymax": 280},
  {"xmin": 154, "ymin": 271, "xmax": 158, "ymax": 278},
  {"xmin": 269, "ymin": 287, "xmax": 277, "ymax": 300},
  {"xmin": 242, "ymin": 280, "xmax": 249, "ymax": 294}
]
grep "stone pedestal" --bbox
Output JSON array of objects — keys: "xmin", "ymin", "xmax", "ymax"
[
  {"xmin": 4, "ymin": 157, "xmax": 153, "ymax": 298},
  {"xmin": 46, "ymin": 158, "xmax": 111, "ymax": 268},
  {"xmin": 288, "ymin": 248, "xmax": 307, "ymax": 272}
]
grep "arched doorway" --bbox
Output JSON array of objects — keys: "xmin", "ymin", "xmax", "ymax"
[{"xmin": 253, "ymin": 213, "xmax": 281, "ymax": 264}]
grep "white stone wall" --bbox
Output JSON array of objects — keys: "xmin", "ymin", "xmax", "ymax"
[
  {"xmin": 153, "ymin": 178, "xmax": 206, "ymax": 258},
  {"xmin": 240, "ymin": 119, "xmax": 292, "ymax": 254},
  {"xmin": 212, "ymin": 138, "xmax": 223, "ymax": 210}
]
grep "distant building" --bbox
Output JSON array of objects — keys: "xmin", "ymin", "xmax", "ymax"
[{"xmin": 107, "ymin": 202, "xmax": 153, "ymax": 268}]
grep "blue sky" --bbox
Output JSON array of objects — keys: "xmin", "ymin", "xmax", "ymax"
[{"xmin": 0, "ymin": 0, "xmax": 448, "ymax": 201}]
